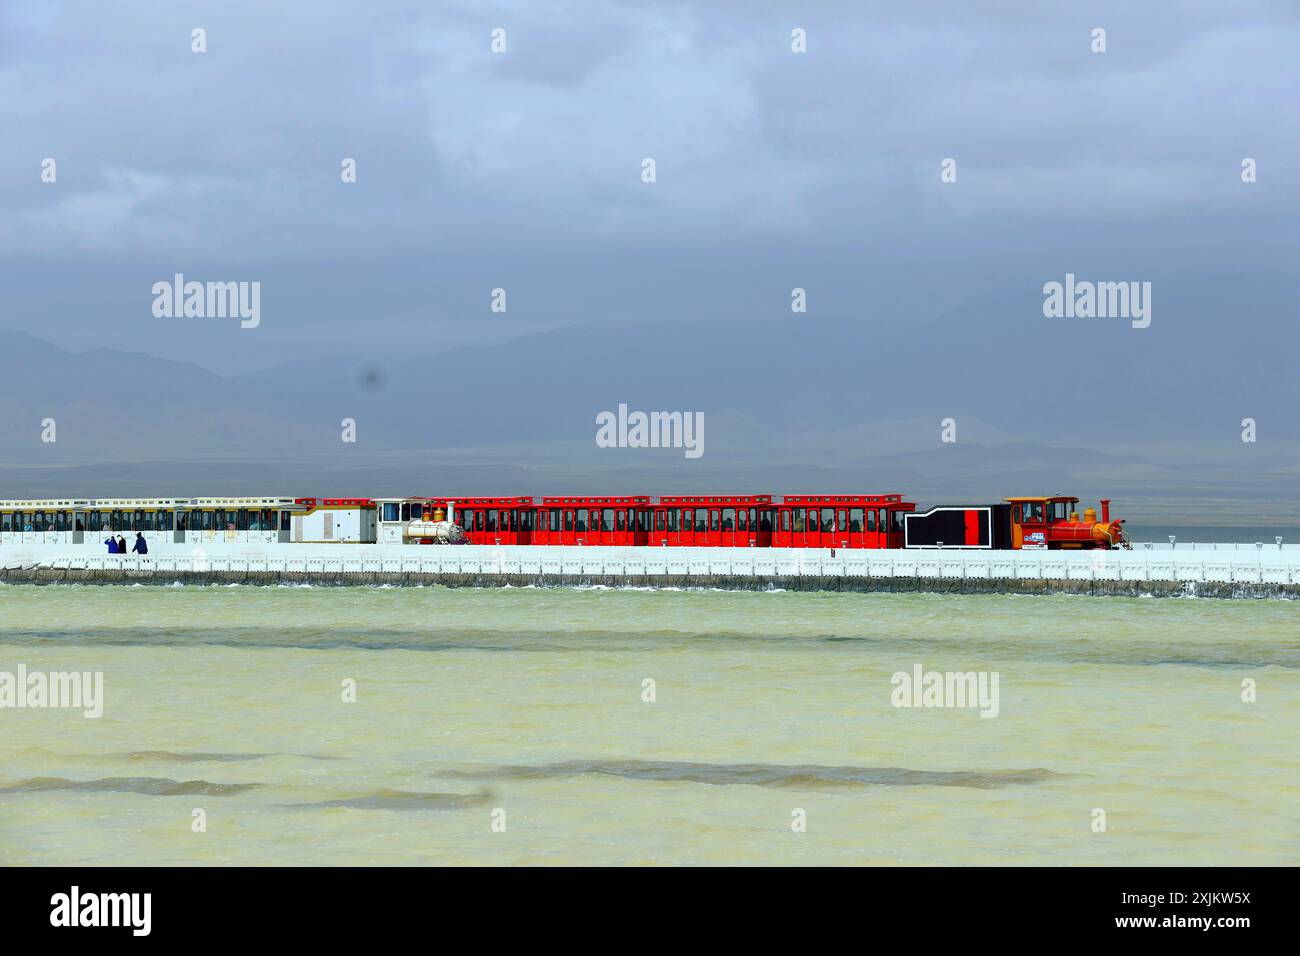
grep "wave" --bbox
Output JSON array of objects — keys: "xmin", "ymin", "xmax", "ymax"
[
  {"xmin": 108, "ymin": 750, "xmax": 339, "ymax": 763},
  {"xmin": 439, "ymin": 760, "xmax": 1058, "ymax": 790},
  {"xmin": 288, "ymin": 788, "xmax": 494, "ymax": 811},
  {"xmin": 0, "ymin": 775, "xmax": 261, "ymax": 796}
]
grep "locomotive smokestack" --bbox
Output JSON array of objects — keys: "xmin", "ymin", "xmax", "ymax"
[{"xmin": 1100, "ymin": 499, "xmax": 1111, "ymax": 523}]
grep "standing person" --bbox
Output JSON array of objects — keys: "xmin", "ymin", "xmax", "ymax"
[
  {"xmin": 105, "ymin": 536, "xmax": 118, "ymax": 554},
  {"xmin": 117, "ymin": 534, "xmax": 128, "ymax": 554},
  {"xmin": 132, "ymin": 532, "xmax": 148, "ymax": 555}
]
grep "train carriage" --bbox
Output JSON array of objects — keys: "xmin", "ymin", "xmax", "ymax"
[
  {"xmin": 446, "ymin": 496, "xmax": 537, "ymax": 546},
  {"xmin": 531, "ymin": 496, "xmax": 649, "ymax": 546},
  {"xmin": 772, "ymin": 494, "xmax": 913, "ymax": 549},
  {"xmin": 650, "ymin": 495, "xmax": 773, "ymax": 547}
]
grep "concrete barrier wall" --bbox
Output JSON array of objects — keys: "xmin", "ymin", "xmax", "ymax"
[{"xmin": 2, "ymin": 543, "xmax": 1300, "ymax": 597}]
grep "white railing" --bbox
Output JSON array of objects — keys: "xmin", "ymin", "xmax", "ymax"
[{"xmin": 5, "ymin": 542, "xmax": 1300, "ymax": 586}]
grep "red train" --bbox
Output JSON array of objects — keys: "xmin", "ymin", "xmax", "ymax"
[{"xmin": 383, "ymin": 493, "xmax": 1126, "ymax": 550}]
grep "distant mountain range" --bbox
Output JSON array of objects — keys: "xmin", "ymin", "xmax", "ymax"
[{"xmin": 1, "ymin": 276, "xmax": 1296, "ymax": 526}]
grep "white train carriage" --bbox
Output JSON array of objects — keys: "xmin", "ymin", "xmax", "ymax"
[{"xmin": 0, "ymin": 497, "xmax": 377, "ymax": 549}]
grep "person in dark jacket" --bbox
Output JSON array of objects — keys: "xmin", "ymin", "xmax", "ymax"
[
  {"xmin": 117, "ymin": 534, "xmax": 128, "ymax": 554},
  {"xmin": 132, "ymin": 533, "xmax": 148, "ymax": 555},
  {"xmin": 105, "ymin": 536, "xmax": 118, "ymax": 554}
]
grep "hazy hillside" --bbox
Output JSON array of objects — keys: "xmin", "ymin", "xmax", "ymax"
[{"xmin": 0, "ymin": 277, "xmax": 1297, "ymax": 530}]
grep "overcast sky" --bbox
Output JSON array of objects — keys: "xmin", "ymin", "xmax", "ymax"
[{"xmin": 1, "ymin": 0, "xmax": 1297, "ymax": 373}]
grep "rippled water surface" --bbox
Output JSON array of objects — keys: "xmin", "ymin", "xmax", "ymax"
[{"xmin": 1, "ymin": 584, "xmax": 1297, "ymax": 865}]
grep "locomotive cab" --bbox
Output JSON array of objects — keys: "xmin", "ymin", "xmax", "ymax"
[{"xmin": 1005, "ymin": 496, "xmax": 1125, "ymax": 550}]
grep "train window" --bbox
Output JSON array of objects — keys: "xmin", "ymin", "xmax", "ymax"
[
  {"xmin": 485, "ymin": 511, "xmax": 497, "ymax": 532},
  {"xmin": 736, "ymin": 509, "xmax": 746, "ymax": 531},
  {"xmin": 838, "ymin": 510, "xmax": 847, "ymax": 533},
  {"xmin": 570, "ymin": 511, "xmax": 583, "ymax": 532},
  {"xmin": 663, "ymin": 510, "xmax": 675, "ymax": 532},
  {"xmin": 383, "ymin": 503, "xmax": 400, "ymax": 521},
  {"xmin": 86, "ymin": 512, "xmax": 101, "ymax": 531},
  {"xmin": 822, "ymin": 508, "xmax": 836, "ymax": 532},
  {"xmin": 892, "ymin": 511, "xmax": 906, "ymax": 532},
  {"xmin": 547, "ymin": 509, "xmax": 559, "ymax": 532},
  {"xmin": 710, "ymin": 510, "xmax": 720, "ymax": 532},
  {"xmin": 1051, "ymin": 501, "xmax": 1071, "ymax": 521},
  {"xmin": 1021, "ymin": 502, "xmax": 1045, "ymax": 523},
  {"xmin": 616, "ymin": 510, "xmax": 626, "ymax": 532},
  {"xmin": 694, "ymin": 509, "xmax": 707, "ymax": 532},
  {"xmin": 722, "ymin": 508, "xmax": 735, "ymax": 530},
  {"xmin": 850, "ymin": 508, "xmax": 864, "ymax": 532},
  {"xmin": 808, "ymin": 509, "xmax": 819, "ymax": 532},
  {"xmin": 602, "ymin": 509, "xmax": 614, "ymax": 532},
  {"xmin": 760, "ymin": 510, "xmax": 772, "ymax": 532},
  {"xmin": 0, "ymin": 513, "xmax": 10, "ymax": 532},
  {"xmin": 789, "ymin": 510, "xmax": 801, "ymax": 532}
]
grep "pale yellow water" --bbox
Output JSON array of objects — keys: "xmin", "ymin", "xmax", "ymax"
[{"xmin": 1, "ymin": 584, "xmax": 1296, "ymax": 865}]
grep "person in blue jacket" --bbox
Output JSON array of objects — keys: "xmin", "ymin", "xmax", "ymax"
[
  {"xmin": 105, "ymin": 536, "xmax": 119, "ymax": 553},
  {"xmin": 132, "ymin": 533, "xmax": 148, "ymax": 555}
]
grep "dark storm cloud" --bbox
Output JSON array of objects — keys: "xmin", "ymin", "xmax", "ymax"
[{"xmin": 0, "ymin": 0, "xmax": 1296, "ymax": 372}]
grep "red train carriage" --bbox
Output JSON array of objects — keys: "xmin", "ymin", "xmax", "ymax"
[
  {"xmin": 530, "ymin": 496, "xmax": 650, "ymax": 546},
  {"xmin": 771, "ymin": 495, "xmax": 914, "ymax": 549},
  {"xmin": 449, "ymin": 496, "xmax": 536, "ymax": 545},
  {"xmin": 649, "ymin": 495, "xmax": 774, "ymax": 547}
]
